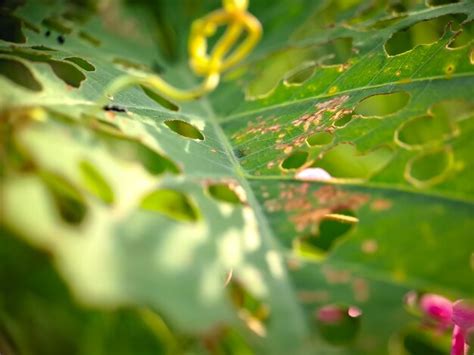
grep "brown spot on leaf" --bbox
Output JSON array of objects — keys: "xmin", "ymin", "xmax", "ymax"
[
  {"xmin": 275, "ymin": 96, "xmax": 351, "ymax": 155},
  {"xmin": 232, "ymin": 115, "xmax": 281, "ymax": 142},
  {"xmin": 314, "ymin": 187, "xmax": 370, "ymax": 214},
  {"xmin": 105, "ymin": 111, "xmax": 116, "ymax": 120},
  {"xmin": 292, "ymin": 208, "xmax": 333, "ymax": 232},
  {"xmin": 361, "ymin": 239, "xmax": 378, "ymax": 254},
  {"xmin": 232, "ymin": 96, "xmax": 352, "ymax": 174},
  {"xmin": 331, "ymin": 108, "xmax": 353, "ymax": 124},
  {"xmin": 293, "ymin": 95, "xmax": 350, "ymax": 132},
  {"xmin": 352, "ymin": 278, "xmax": 370, "ymax": 302},
  {"xmin": 298, "ymin": 290, "xmax": 330, "ymax": 303},
  {"xmin": 264, "ymin": 184, "xmax": 368, "ymax": 232},
  {"xmin": 370, "ymin": 199, "xmax": 392, "ymax": 211},
  {"xmin": 287, "ymin": 257, "xmax": 302, "ymax": 270},
  {"xmin": 276, "ymin": 135, "xmax": 308, "ymax": 155},
  {"xmin": 323, "ymin": 266, "xmax": 352, "ymax": 284}
]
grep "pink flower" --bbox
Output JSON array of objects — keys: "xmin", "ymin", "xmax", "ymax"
[
  {"xmin": 316, "ymin": 305, "xmax": 363, "ymax": 324},
  {"xmin": 416, "ymin": 295, "xmax": 474, "ymax": 355},
  {"xmin": 420, "ymin": 293, "xmax": 453, "ymax": 331},
  {"xmin": 317, "ymin": 305, "xmax": 344, "ymax": 324},
  {"xmin": 452, "ymin": 300, "xmax": 474, "ymax": 334},
  {"xmin": 419, "ymin": 293, "xmax": 474, "ymax": 355},
  {"xmin": 451, "ymin": 325, "xmax": 466, "ymax": 355},
  {"xmin": 451, "ymin": 300, "xmax": 474, "ymax": 355}
]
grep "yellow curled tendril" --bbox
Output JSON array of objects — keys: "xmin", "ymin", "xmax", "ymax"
[{"xmin": 98, "ymin": 0, "xmax": 261, "ymax": 105}]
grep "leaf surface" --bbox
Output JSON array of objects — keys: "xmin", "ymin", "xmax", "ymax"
[{"xmin": 1, "ymin": 0, "xmax": 473, "ymax": 354}]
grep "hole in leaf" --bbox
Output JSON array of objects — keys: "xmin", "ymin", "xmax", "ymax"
[
  {"xmin": 47, "ymin": 60, "xmax": 86, "ymax": 87},
  {"xmin": 246, "ymin": 45, "xmax": 322, "ymax": 98},
  {"xmin": 396, "ymin": 114, "xmax": 456, "ymax": 149},
  {"xmin": 164, "ymin": 120, "xmax": 204, "ymax": 140},
  {"xmin": 314, "ymin": 144, "xmax": 393, "ymax": 179},
  {"xmin": 101, "ymin": 135, "xmax": 180, "ymax": 175},
  {"xmin": 334, "ymin": 113, "xmax": 353, "ymax": 127},
  {"xmin": 0, "ymin": 47, "xmax": 51, "ymax": 61},
  {"xmin": 64, "ymin": 57, "xmax": 95, "ymax": 71},
  {"xmin": 247, "ymin": 38, "xmax": 353, "ymax": 98},
  {"xmin": 431, "ymin": 99, "xmax": 474, "ymax": 122},
  {"xmin": 140, "ymin": 189, "xmax": 199, "ymax": 222},
  {"xmin": 316, "ymin": 305, "xmax": 361, "ymax": 346},
  {"xmin": 3, "ymin": 48, "xmax": 87, "ymax": 88},
  {"xmin": 78, "ymin": 31, "xmax": 101, "ymax": 46},
  {"xmin": 384, "ymin": 14, "xmax": 467, "ymax": 56},
  {"xmin": 42, "ymin": 17, "xmax": 73, "ymax": 34},
  {"xmin": 312, "ymin": 211, "xmax": 355, "ymax": 251},
  {"xmin": 79, "ymin": 160, "xmax": 114, "ymax": 204},
  {"xmin": 405, "ymin": 148, "xmax": 453, "ymax": 188},
  {"xmin": 354, "ymin": 91, "xmax": 409, "ymax": 117},
  {"xmin": 0, "ymin": 14, "xmax": 25, "ymax": 43},
  {"xmin": 323, "ymin": 37, "xmax": 354, "ymax": 65},
  {"xmin": 229, "ymin": 280, "xmax": 270, "ymax": 337},
  {"xmin": 295, "ymin": 210, "xmax": 356, "ymax": 259},
  {"xmin": 281, "ymin": 151, "xmax": 308, "ymax": 170},
  {"xmin": 207, "ymin": 183, "xmax": 243, "ymax": 205},
  {"xmin": 394, "ymin": 100, "xmax": 473, "ymax": 151},
  {"xmin": 41, "ymin": 171, "xmax": 88, "ymax": 225},
  {"xmin": 306, "ymin": 132, "xmax": 333, "ymax": 146},
  {"xmin": 0, "ymin": 58, "xmax": 42, "ymax": 91},
  {"xmin": 449, "ymin": 20, "xmax": 474, "ymax": 48},
  {"xmin": 284, "ymin": 65, "xmax": 316, "ymax": 86},
  {"xmin": 141, "ymin": 86, "xmax": 179, "ymax": 111}
]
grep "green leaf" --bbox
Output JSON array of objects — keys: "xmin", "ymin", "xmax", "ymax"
[{"xmin": 1, "ymin": 0, "xmax": 473, "ymax": 354}]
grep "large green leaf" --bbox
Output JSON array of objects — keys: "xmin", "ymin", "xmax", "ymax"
[{"xmin": 1, "ymin": 0, "xmax": 473, "ymax": 354}]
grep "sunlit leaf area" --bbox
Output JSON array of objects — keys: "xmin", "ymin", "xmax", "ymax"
[{"xmin": 1, "ymin": 0, "xmax": 473, "ymax": 354}]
